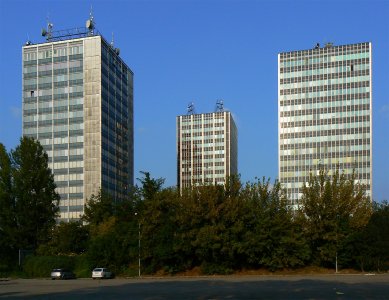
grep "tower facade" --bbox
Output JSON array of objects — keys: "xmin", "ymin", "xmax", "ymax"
[
  {"xmin": 22, "ymin": 27, "xmax": 134, "ymax": 221},
  {"xmin": 177, "ymin": 110, "xmax": 238, "ymax": 189},
  {"xmin": 278, "ymin": 42, "xmax": 372, "ymax": 206}
]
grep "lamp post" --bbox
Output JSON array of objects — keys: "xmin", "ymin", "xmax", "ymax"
[{"xmin": 134, "ymin": 212, "xmax": 140, "ymax": 277}]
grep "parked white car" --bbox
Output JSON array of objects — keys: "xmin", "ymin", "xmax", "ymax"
[
  {"xmin": 92, "ymin": 268, "xmax": 114, "ymax": 279},
  {"xmin": 51, "ymin": 269, "xmax": 75, "ymax": 280}
]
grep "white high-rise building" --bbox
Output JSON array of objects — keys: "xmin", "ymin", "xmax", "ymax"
[{"xmin": 278, "ymin": 42, "xmax": 372, "ymax": 205}]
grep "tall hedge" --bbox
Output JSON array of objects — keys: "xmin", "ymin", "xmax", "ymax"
[{"xmin": 23, "ymin": 255, "xmax": 75, "ymax": 278}]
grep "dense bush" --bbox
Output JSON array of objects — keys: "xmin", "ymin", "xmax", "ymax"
[
  {"xmin": 23, "ymin": 255, "xmax": 75, "ymax": 278},
  {"xmin": 73, "ymin": 255, "xmax": 94, "ymax": 278}
]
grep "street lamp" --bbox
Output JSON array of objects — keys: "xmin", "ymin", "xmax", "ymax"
[{"xmin": 134, "ymin": 212, "xmax": 141, "ymax": 277}]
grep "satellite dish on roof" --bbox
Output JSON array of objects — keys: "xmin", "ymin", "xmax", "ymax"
[{"xmin": 86, "ymin": 19, "xmax": 94, "ymax": 30}]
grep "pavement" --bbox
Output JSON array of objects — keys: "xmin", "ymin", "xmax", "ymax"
[{"xmin": 1, "ymin": 274, "xmax": 389, "ymax": 299}]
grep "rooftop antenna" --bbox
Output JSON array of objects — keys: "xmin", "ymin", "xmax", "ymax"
[
  {"xmin": 41, "ymin": 13, "xmax": 53, "ymax": 41},
  {"xmin": 111, "ymin": 32, "xmax": 115, "ymax": 47},
  {"xmin": 187, "ymin": 102, "xmax": 196, "ymax": 115},
  {"xmin": 25, "ymin": 33, "xmax": 32, "ymax": 46},
  {"xmin": 215, "ymin": 99, "xmax": 224, "ymax": 112},
  {"xmin": 86, "ymin": 5, "xmax": 95, "ymax": 34}
]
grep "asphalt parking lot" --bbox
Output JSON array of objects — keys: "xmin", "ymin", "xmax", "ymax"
[{"xmin": 1, "ymin": 274, "xmax": 388, "ymax": 299}]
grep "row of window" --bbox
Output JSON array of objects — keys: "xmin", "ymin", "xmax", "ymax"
[
  {"xmin": 280, "ymin": 116, "xmax": 370, "ymax": 130},
  {"xmin": 280, "ymin": 63, "xmax": 369, "ymax": 79},
  {"xmin": 49, "ymin": 160, "xmax": 84, "ymax": 171},
  {"xmin": 182, "ymin": 132, "xmax": 224, "ymax": 139},
  {"xmin": 181, "ymin": 157, "xmax": 225, "ymax": 165},
  {"xmin": 23, "ymin": 45, "xmax": 83, "ymax": 61},
  {"xmin": 280, "ymin": 137, "xmax": 370, "ymax": 151},
  {"xmin": 180, "ymin": 115, "xmax": 226, "ymax": 123},
  {"xmin": 181, "ymin": 135, "xmax": 225, "ymax": 142},
  {"xmin": 59, "ymin": 193, "xmax": 83, "ymax": 200},
  {"xmin": 280, "ymin": 51, "xmax": 369, "ymax": 67},
  {"xmin": 281, "ymin": 80, "xmax": 369, "ymax": 96},
  {"xmin": 39, "ymin": 136, "xmax": 83, "ymax": 146},
  {"xmin": 24, "ymin": 101, "xmax": 84, "ymax": 112},
  {"xmin": 281, "ymin": 88, "xmax": 370, "ymax": 102},
  {"xmin": 56, "ymin": 186, "xmax": 84, "ymax": 196},
  {"xmin": 280, "ymin": 92, "xmax": 370, "ymax": 106},
  {"xmin": 181, "ymin": 169, "xmax": 226, "ymax": 176},
  {"xmin": 280, "ymin": 144, "xmax": 370, "ymax": 156},
  {"xmin": 280, "ymin": 68, "xmax": 369, "ymax": 85},
  {"xmin": 180, "ymin": 127, "xmax": 225, "ymax": 133},
  {"xmin": 23, "ymin": 72, "xmax": 83, "ymax": 86},
  {"xmin": 24, "ymin": 122, "xmax": 84, "ymax": 132},
  {"xmin": 280, "ymin": 151, "xmax": 371, "ymax": 163},
  {"xmin": 47, "ymin": 148, "xmax": 84, "ymax": 157},
  {"xmin": 24, "ymin": 88, "xmax": 83, "ymax": 99},
  {"xmin": 282, "ymin": 103, "xmax": 370, "ymax": 115},
  {"xmin": 55, "ymin": 173, "xmax": 84, "ymax": 181},
  {"xmin": 281, "ymin": 124, "xmax": 370, "ymax": 137},
  {"xmin": 23, "ymin": 59, "xmax": 83, "ymax": 74},
  {"xmin": 53, "ymin": 167, "xmax": 83, "ymax": 175},
  {"xmin": 280, "ymin": 59, "xmax": 369, "ymax": 74},
  {"xmin": 24, "ymin": 114, "xmax": 84, "ymax": 125},
  {"xmin": 280, "ymin": 75, "xmax": 370, "ymax": 90},
  {"xmin": 281, "ymin": 171, "xmax": 371, "ymax": 184},
  {"xmin": 33, "ymin": 130, "xmax": 82, "ymax": 140},
  {"xmin": 280, "ymin": 43, "xmax": 369, "ymax": 58},
  {"xmin": 59, "ymin": 205, "xmax": 84, "ymax": 213},
  {"xmin": 180, "ymin": 122, "xmax": 225, "ymax": 129}
]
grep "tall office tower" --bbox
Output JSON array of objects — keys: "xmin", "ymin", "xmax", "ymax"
[
  {"xmin": 278, "ymin": 42, "xmax": 372, "ymax": 206},
  {"xmin": 176, "ymin": 102, "xmax": 238, "ymax": 189},
  {"xmin": 22, "ymin": 18, "xmax": 134, "ymax": 221}
]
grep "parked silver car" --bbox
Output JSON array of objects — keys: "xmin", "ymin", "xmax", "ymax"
[
  {"xmin": 92, "ymin": 268, "xmax": 114, "ymax": 279},
  {"xmin": 51, "ymin": 269, "xmax": 75, "ymax": 280}
]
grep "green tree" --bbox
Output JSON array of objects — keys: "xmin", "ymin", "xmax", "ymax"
[
  {"xmin": 0, "ymin": 143, "xmax": 17, "ymax": 267},
  {"xmin": 82, "ymin": 187, "xmax": 141, "ymax": 273},
  {"xmin": 141, "ymin": 187, "xmax": 179, "ymax": 273},
  {"xmin": 240, "ymin": 178, "xmax": 310, "ymax": 270},
  {"xmin": 37, "ymin": 221, "xmax": 89, "ymax": 256},
  {"xmin": 0, "ymin": 138, "xmax": 59, "ymax": 270},
  {"xmin": 137, "ymin": 171, "xmax": 165, "ymax": 201},
  {"xmin": 10, "ymin": 137, "xmax": 59, "ymax": 251},
  {"xmin": 82, "ymin": 189, "xmax": 114, "ymax": 226},
  {"xmin": 299, "ymin": 167, "xmax": 372, "ymax": 268},
  {"xmin": 347, "ymin": 201, "xmax": 389, "ymax": 271}
]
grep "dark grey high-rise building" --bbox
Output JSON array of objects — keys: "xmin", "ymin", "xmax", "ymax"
[
  {"xmin": 278, "ymin": 42, "xmax": 372, "ymax": 206},
  {"xmin": 22, "ymin": 19, "xmax": 134, "ymax": 221}
]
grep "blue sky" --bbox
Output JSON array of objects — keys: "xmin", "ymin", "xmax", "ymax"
[{"xmin": 0, "ymin": 0, "xmax": 388, "ymax": 201}]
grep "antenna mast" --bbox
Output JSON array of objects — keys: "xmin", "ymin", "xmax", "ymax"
[
  {"xmin": 41, "ymin": 14, "xmax": 54, "ymax": 41},
  {"xmin": 86, "ymin": 5, "xmax": 95, "ymax": 35},
  {"xmin": 187, "ymin": 102, "xmax": 196, "ymax": 115},
  {"xmin": 41, "ymin": 11, "xmax": 99, "ymax": 42},
  {"xmin": 215, "ymin": 99, "xmax": 224, "ymax": 112}
]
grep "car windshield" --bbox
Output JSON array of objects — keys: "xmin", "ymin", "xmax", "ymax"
[
  {"xmin": 93, "ymin": 268, "xmax": 103, "ymax": 272},
  {"xmin": 52, "ymin": 269, "xmax": 62, "ymax": 272}
]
